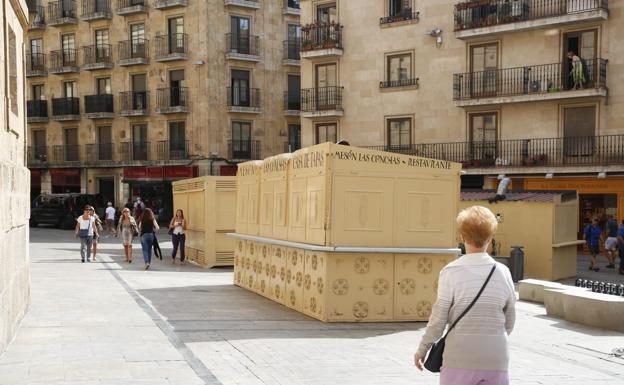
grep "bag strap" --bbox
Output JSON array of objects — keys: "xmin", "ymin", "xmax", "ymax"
[{"xmin": 445, "ymin": 264, "xmax": 497, "ymax": 336}]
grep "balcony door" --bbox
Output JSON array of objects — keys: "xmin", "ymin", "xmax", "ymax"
[
  {"xmin": 61, "ymin": 34, "xmax": 76, "ymax": 66},
  {"xmin": 563, "ymin": 29, "xmax": 597, "ymax": 89},
  {"xmin": 132, "ymin": 124, "xmax": 148, "ymax": 160},
  {"xmin": 130, "ymin": 24, "xmax": 145, "ymax": 57},
  {"xmin": 470, "ymin": 43, "xmax": 498, "ymax": 98},
  {"xmin": 32, "ymin": 84, "xmax": 44, "ymax": 100},
  {"xmin": 95, "ymin": 29, "xmax": 110, "ymax": 60},
  {"xmin": 131, "ymin": 74, "xmax": 147, "ymax": 109},
  {"xmin": 168, "ymin": 17, "xmax": 184, "ymax": 53},
  {"xmin": 563, "ymin": 105, "xmax": 596, "ymax": 157},
  {"xmin": 232, "ymin": 121, "xmax": 251, "ymax": 159},
  {"xmin": 287, "ymin": 74, "xmax": 300, "ymax": 110},
  {"xmin": 33, "ymin": 130, "xmax": 47, "ymax": 160},
  {"xmin": 63, "ymin": 81, "xmax": 77, "ymax": 98},
  {"xmin": 469, "ymin": 113, "xmax": 497, "ymax": 165},
  {"xmin": 168, "ymin": 121, "xmax": 186, "ymax": 159},
  {"xmin": 389, "ymin": 0, "xmax": 411, "ymax": 18},
  {"xmin": 169, "ymin": 69, "xmax": 185, "ymax": 107},
  {"xmin": 287, "ymin": 24, "xmax": 301, "ymax": 59},
  {"xmin": 97, "ymin": 77, "xmax": 111, "ymax": 95},
  {"xmin": 230, "ymin": 16, "xmax": 250, "ymax": 54},
  {"xmin": 231, "ymin": 70, "xmax": 250, "ymax": 107},
  {"xmin": 30, "ymin": 38, "xmax": 43, "ymax": 68},
  {"xmin": 64, "ymin": 127, "xmax": 79, "ymax": 161},
  {"xmin": 288, "ymin": 124, "xmax": 301, "ymax": 152},
  {"xmin": 98, "ymin": 126, "xmax": 112, "ymax": 160},
  {"xmin": 315, "ymin": 63, "xmax": 337, "ymax": 110},
  {"xmin": 316, "ymin": 123, "xmax": 337, "ymax": 144},
  {"xmin": 316, "ymin": 3, "xmax": 336, "ymax": 23}
]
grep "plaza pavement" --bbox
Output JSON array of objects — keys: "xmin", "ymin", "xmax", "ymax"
[{"xmin": 0, "ymin": 227, "xmax": 623, "ymax": 385}]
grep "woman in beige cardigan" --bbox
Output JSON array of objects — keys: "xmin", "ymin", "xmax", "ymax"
[{"xmin": 415, "ymin": 206, "xmax": 516, "ymax": 385}]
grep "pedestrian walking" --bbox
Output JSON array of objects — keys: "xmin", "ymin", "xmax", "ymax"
[
  {"xmin": 584, "ymin": 217, "xmax": 602, "ymax": 272},
  {"xmin": 75, "ymin": 206, "xmax": 96, "ymax": 263},
  {"xmin": 117, "ymin": 208, "xmax": 137, "ymax": 263},
  {"xmin": 414, "ymin": 206, "xmax": 515, "ymax": 385},
  {"xmin": 604, "ymin": 215, "xmax": 618, "ymax": 269},
  {"xmin": 133, "ymin": 197, "xmax": 145, "ymax": 221},
  {"xmin": 105, "ymin": 202, "xmax": 116, "ymax": 235},
  {"xmin": 139, "ymin": 208, "xmax": 159, "ymax": 270},
  {"xmin": 169, "ymin": 209, "xmax": 187, "ymax": 264},
  {"xmin": 89, "ymin": 207, "xmax": 103, "ymax": 262}
]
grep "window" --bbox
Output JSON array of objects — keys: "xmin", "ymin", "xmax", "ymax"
[
  {"xmin": 386, "ymin": 53, "xmax": 412, "ymax": 86},
  {"xmin": 30, "ymin": 38, "xmax": 44, "ymax": 70},
  {"xmin": 64, "ymin": 128, "xmax": 79, "ymax": 161},
  {"xmin": 231, "ymin": 70, "xmax": 250, "ymax": 107},
  {"xmin": 33, "ymin": 130, "xmax": 47, "ymax": 160},
  {"xmin": 61, "ymin": 34, "xmax": 76, "ymax": 66},
  {"xmin": 131, "ymin": 74, "xmax": 147, "ymax": 109},
  {"xmin": 315, "ymin": 63, "xmax": 338, "ymax": 109},
  {"xmin": 95, "ymin": 29, "xmax": 110, "ymax": 60},
  {"xmin": 287, "ymin": 0, "xmax": 300, "ymax": 8},
  {"xmin": 563, "ymin": 105, "xmax": 596, "ymax": 156},
  {"xmin": 316, "ymin": 123, "xmax": 337, "ymax": 144},
  {"xmin": 387, "ymin": 118, "xmax": 411, "ymax": 147},
  {"xmin": 63, "ymin": 81, "xmax": 77, "ymax": 98},
  {"xmin": 231, "ymin": 121, "xmax": 252, "ymax": 159},
  {"xmin": 316, "ymin": 3, "xmax": 337, "ymax": 23},
  {"xmin": 30, "ymin": 38, "xmax": 43, "ymax": 54},
  {"xmin": 9, "ymin": 28, "xmax": 17, "ymax": 115},
  {"xmin": 130, "ymin": 24, "xmax": 146, "ymax": 56},
  {"xmin": 286, "ymin": 24, "xmax": 301, "ymax": 59},
  {"xmin": 96, "ymin": 78, "xmax": 111, "ymax": 94},
  {"xmin": 168, "ymin": 121, "xmax": 186, "ymax": 158},
  {"xmin": 389, "ymin": 0, "xmax": 412, "ymax": 17},
  {"xmin": 287, "ymin": 74, "xmax": 300, "ymax": 110},
  {"xmin": 168, "ymin": 17, "xmax": 185, "ymax": 53},
  {"xmin": 288, "ymin": 124, "xmax": 301, "ymax": 151},
  {"xmin": 469, "ymin": 113, "xmax": 498, "ymax": 163},
  {"xmin": 32, "ymin": 84, "xmax": 45, "ymax": 100},
  {"xmin": 97, "ymin": 126, "xmax": 112, "ymax": 160},
  {"xmin": 132, "ymin": 124, "xmax": 148, "ymax": 160},
  {"xmin": 470, "ymin": 43, "xmax": 499, "ymax": 97},
  {"xmin": 169, "ymin": 70, "xmax": 185, "ymax": 106},
  {"xmin": 230, "ymin": 16, "xmax": 250, "ymax": 53}
]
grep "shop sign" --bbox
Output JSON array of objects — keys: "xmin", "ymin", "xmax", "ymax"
[
  {"xmin": 147, "ymin": 167, "xmax": 163, "ymax": 179},
  {"xmin": 123, "ymin": 167, "xmax": 148, "ymax": 180},
  {"xmin": 50, "ymin": 168, "xmax": 80, "ymax": 176},
  {"xmin": 164, "ymin": 166, "xmax": 197, "ymax": 179}
]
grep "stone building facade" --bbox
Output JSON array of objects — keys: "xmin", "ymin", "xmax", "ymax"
[
  {"xmin": 299, "ymin": 0, "xmax": 624, "ymax": 233},
  {"xmin": 1, "ymin": 0, "xmax": 31, "ymax": 354},
  {"xmin": 26, "ymin": 0, "xmax": 301, "ymax": 211}
]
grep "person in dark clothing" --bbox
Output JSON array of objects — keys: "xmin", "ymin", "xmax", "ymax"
[
  {"xmin": 139, "ymin": 208, "xmax": 159, "ymax": 270},
  {"xmin": 604, "ymin": 215, "xmax": 618, "ymax": 269},
  {"xmin": 584, "ymin": 217, "xmax": 602, "ymax": 272},
  {"xmin": 169, "ymin": 209, "xmax": 187, "ymax": 265}
]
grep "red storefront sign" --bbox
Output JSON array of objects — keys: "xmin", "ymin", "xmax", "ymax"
[
  {"xmin": 164, "ymin": 166, "xmax": 198, "ymax": 179},
  {"xmin": 220, "ymin": 165, "xmax": 238, "ymax": 176},
  {"xmin": 30, "ymin": 170, "xmax": 41, "ymax": 186},
  {"xmin": 124, "ymin": 166, "xmax": 197, "ymax": 181},
  {"xmin": 50, "ymin": 168, "xmax": 80, "ymax": 187}
]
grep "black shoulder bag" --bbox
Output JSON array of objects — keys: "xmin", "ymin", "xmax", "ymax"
[{"xmin": 424, "ymin": 264, "xmax": 497, "ymax": 373}]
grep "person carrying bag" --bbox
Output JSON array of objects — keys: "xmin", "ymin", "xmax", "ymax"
[{"xmin": 75, "ymin": 206, "xmax": 96, "ymax": 263}]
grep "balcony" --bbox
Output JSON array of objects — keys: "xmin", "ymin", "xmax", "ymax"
[
  {"xmin": 367, "ymin": 135, "xmax": 624, "ymax": 171},
  {"xmin": 51, "ymin": 97, "xmax": 80, "ymax": 121},
  {"xmin": 27, "ymin": 100, "xmax": 48, "ymax": 123},
  {"xmin": 225, "ymin": 34, "xmax": 260, "ymax": 62},
  {"xmin": 454, "ymin": 0, "xmax": 609, "ymax": 39},
  {"xmin": 29, "ymin": 5, "xmax": 45, "ymax": 29},
  {"xmin": 157, "ymin": 140, "xmax": 189, "ymax": 160},
  {"xmin": 283, "ymin": 0, "xmax": 300, "ymax": 15},
  {"xmin": 81, "ymin": 0, "xmax": 112, "ymax": 20},
  {"xmin": 82, "ymin": 45, "xmax": 113, "ymax": 70},
  {"xmin": 28, "ymin": 146, "xmax": 50, "ymax": 164},
  {"xmin": 156, "ymin": 87, "xmax": 188, "ymax": 114},
  {"xmin": 380, "ymin": 77, "xmax": 419, "ymax": 90},
  {"xmin": 84, "ymin": 94, "xmax": 114, "ymax": 119},
  {"xmin": 380, "ymin": 8, "xmax": 419, "ymax": 26},
  {"xmin": 283, "ymin": 91, "xmax": 300, "ymax": 116},
  {"xmin": 118, "ymin": 39, "xmax": 149, "ymax": 66},
  {"xmin": 119, "ymin": 141, "xmax": 150, "ymax": 161},
  {"xmin": 53, "ymin": 145, "xmax": 81, "ymax": 162},
  {"xmin": 155, "ymin": 34, "xmax": 188, "ymax": 62},
  {"xmin": 228, "ymin": 140, "xmax": 261, "ymax": 161},
  {"xmin": 85, "ymin": 143, "xmax": 114, "ymax": 162},
  {"xmin": 119, "ymin": 91, "xmax": 149, "ymax": 116},
  {"xmin": 453, "ymin": 59, "xmax": 608, "ymax": 107},
  {"xmin": 47, "ymin": 0, "xmax": 77, "ymax": 26},
  {"xmin": 153, "ymin": 0, "xmax": 186, "ymax": 10},
  {"xmin": 300, "ymin": 23, "xmax": 343, "ymax": 59},
  {"xmin": 49, "ymin": 49, "xmax": 80, "ymax": 74},
  {"xmin": 26, "ymin": 53, "xmax": 47, "ymax": 77},
  {"xmin": 227, "ymin": 87, "xmax": 261, "ymax": 114},
  {"xmin": 224, "ymin": 0, "xmax": 260, "ymax": 9},
  {"xmin": 300, "ymin": 86, "xmax": 343, "ymax": 118},
  {"xmin": 117, "ymin": 0, "xmax": 147, "ymax": 15},
  {"xmin": 283, "ymin": 39, "xmax": 300, "ymax": 66}
]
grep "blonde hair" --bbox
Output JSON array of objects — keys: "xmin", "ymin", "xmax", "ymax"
[{"xmin": 456, "ymin": 206, "xmax": 498, "ymax": 248}]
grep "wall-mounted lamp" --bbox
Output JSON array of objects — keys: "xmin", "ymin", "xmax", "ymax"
[{"xmin": 425, "ymin": 28, "xmax": 443, "ymax": 47}]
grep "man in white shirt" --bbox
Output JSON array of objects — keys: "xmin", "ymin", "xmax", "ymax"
[{"xmin": 105, "ymin": 202, "xmax": 116, "ymax": 235}]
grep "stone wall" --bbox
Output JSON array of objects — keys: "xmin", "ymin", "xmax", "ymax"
[{"xmin": 0, "ymin": 0, "xmax": 31, "ymax": 355}]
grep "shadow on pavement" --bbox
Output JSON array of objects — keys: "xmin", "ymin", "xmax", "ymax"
[
  {"xmin": 533, "ymin": 314, "xmax": 624, "ymax": 337},
  {"xmin": 138, "ymin": 284, "xmax": 427, "ymax": 342}
]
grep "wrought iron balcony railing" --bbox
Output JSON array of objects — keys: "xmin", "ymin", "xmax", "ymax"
[
  {"xmin": 157, "ymin": 140, "xmax": 189, "ymax": 160},
  {"xmin": 120, "ymin": 141, "xmax": 150, "ymax": 161},
  {"xmin": 283, "ymin": 39, "xmax": 300, "ymax": 61},
  {"xmin": 301, "ymin": 23, "xmax": 343, "ymax": 51},
  {"xmin": 301, "ymin": 86, "xmax": 343, "ymax": 111},
  {"xmin": 119, "ymin": 91, "xmax": 149, "ymax": 115},
  {"xmin": 29, "ymin": 5, "xmax": 46, "ymax": 28},
  {"xmin": 85, "ymin": 94, "xmax": 114, "ymax": 114},
  {"xmin": 380, "ymin": 5, "xmax": 419, "ymax": 25},
  {"xmin": 454, "ymin": 0, "xmax": 609, "ymax": 31},
  {"xmin": 227, "ymin": 87, "xmax": 260, "ymax": 109},
  {"xmin": 380, "ymin": 77, "xmax": 419, "ymax": 89},
  {"xmin": 366, "ymin": 135, "xmax": 624, "ymax": 168},
  {"xmin": 83, "ymin": 44, "xmax": 113, "ymax": 68},
  {"xmin": 27, "ymin": 100, "xmax": 48, "ymax": 120},
  {"xmin": 117, "ymin": 0, "xmax": 147, "ymax": 14},
  {"xmin": 226, "ymin": 33, "xmax": 260, "ymax": 56},
  {"xmin": 85, "ymin": 143, "xmax": 115, "ymax": 161},
  {"xmin": 283, "ymin": 91, "xmax": 300, "ymax": 110},
  {"xmin": 118, "ymin": 39, "xmax": 149, "ymax": 63},
  {"xmin": 49, "ymin": 49, "xmax": 79, "ymax": 71},
  {"xmin": 26, "ymin": 53, "xmax": 46, "ymax": 76},
  {"xmin": 81, "ymin": 0, "xmax": 112, "ymax": 19},
  {"xmin": 47, "ymin": 0, "xmax": 77, "ymax": 25},
  {"xmin": 154, "ymin": 33, "xmax": 188, "ymax": 60},
  {"xmin": 52, "ymin": 144, "xmax": 81, "ymax": 162},
  {"xmin": 453, "ymin": 59, "xmax": 607, "ymax": 100},
  {"xmin": 28, "ymin": 146, "xmax": 49, "ymax": 163},
  {"xmin": 156, "ymin": 87, "xmax": 188, "ymax": 112},
  {"xmin": 228, "ymin": 139, "xmax": 261, "ymax": 160},
  {"xmin": 52, "ymin": 97, "xmax": 80, "ymax": 117}
]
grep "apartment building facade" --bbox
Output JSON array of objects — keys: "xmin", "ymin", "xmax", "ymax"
[
  {"xmin": 26, "ymin": 0, "xmax": 302, "ymax": 211},
  {"xmin": 299, "ymin": 0, "xmax": 624, "ymax": 232}
]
